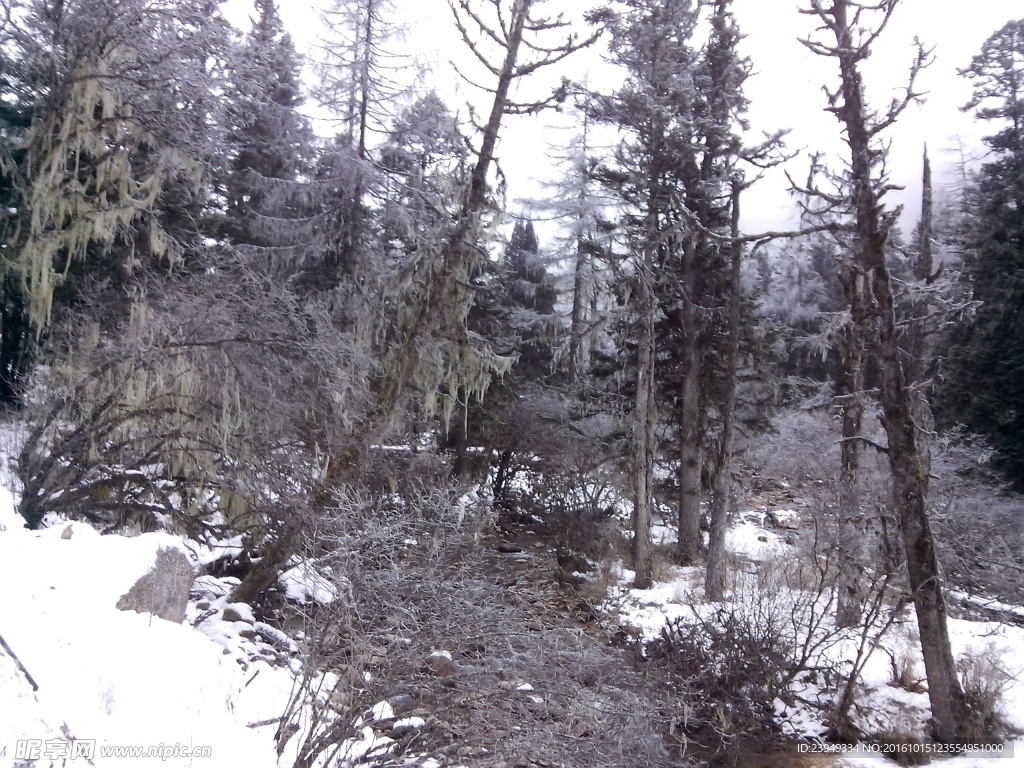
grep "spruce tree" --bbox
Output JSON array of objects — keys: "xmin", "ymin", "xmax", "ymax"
[
  {"xmin": 939, "ymin": 19, "xmax": 1024, "ymax": 487},
  {"xmin": 221, "ymin": 0, "xmax": 315, "ymax": 259}
]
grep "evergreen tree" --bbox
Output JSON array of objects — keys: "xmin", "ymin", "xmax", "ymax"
[
  {"xmin": 939, "ymin": 19, "xmax": 1024, "ymax": 487},
  {"xmin": 0, "ymin": 35, "xmax": 38, "ymax": 406},
  {"xmin": 457, "ymin": 216, "xmax": 563, "ymax": 481},
  {"xmin": 312, "ymin": 0, "xmax": 406, "ymax": 284},
  {"xmin": 0, "ymin": 0, "xmax": 230, "ymax": 399},
  {"xmin": 220, "ymin": 0, "xmax": 315, "ymax": 259},
  {"xmin": 595, "ymin": 0, "xmax": 749, "ymax": 581},
  {"xmin": 594, "ymin": 0, "xmax": 702, "ymax": 585}
]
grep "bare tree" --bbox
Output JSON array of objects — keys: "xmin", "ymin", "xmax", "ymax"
[{"xmin": 798, "ymin": 0, "xmax": 967, "ymax": 742}]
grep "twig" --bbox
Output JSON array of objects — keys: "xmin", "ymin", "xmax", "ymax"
[{"xmin": 0, "ymin": 630, "xmax": 39, "ymax": 691}]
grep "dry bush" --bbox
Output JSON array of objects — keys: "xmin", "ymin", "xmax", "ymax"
[
  {"xmin": 278, "ymin": 484, "xmax": 687, "ymax": 768},
  {"xmin": 641, "ymin": 548, "xmax": 850, "ymax": 762},
  {"xmin": 17, "ymin": 260, "xmax": 373, "ymax": 605},
  {"xmin": 930, "ymin": 431, "xmax": 1024, "ymax": 606},
  {"xmin": 18, "ymin": 262, "xmax": 369, "ymax": 535},
  {"xmin": 521, "ymin": 467, "xmax": 626, "ymax": 563},
  {"xmin": 957, "ymin": 645, "xmax": 1019, "ymax": 743}
]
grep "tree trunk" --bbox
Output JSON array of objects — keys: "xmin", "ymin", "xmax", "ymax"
[
  {"xmin": 706, "ymin": 181, "xmax": 742, "ymax": 600},
  {"xmin": 677, "ymin": 237, "xmax": 703, "ymax": 564},
  {"xmin": 872, "ymin": 266, "xmax": 965, "ymax": 743},
  {"xmin": 827, "ymin": 0, "xmax": 966, "ymax": 739},
  {"xmin": 569, "ymin": 234, "xmax": 589, "ymax": 385},
  {"xmin": 835, "ymin": 324, "xmax": 867, "ymax": 628},
  {"xmin": 0, "ymin": 273, "xmax": 35, "ymax": 409},
  {"xmin": 632, "ymin": 205, "xmax": 658, "ymax": 590},
  {"xmin": 632, "ymin": 303, "xmax": 656, "ymax": 590}
]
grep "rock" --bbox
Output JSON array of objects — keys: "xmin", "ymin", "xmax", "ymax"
[
  {"xmin": 116, "ymin": 547, "xmax": 194, "ymax": 623},
  {"xmin": 388, "ymin": 693, "xmax": 417, "ymax": 715},
  {"xmin": 425, "ymin": 651, "xmax": 459, "ymax": 677},
  {"xmin": 221, "ymin": 606, "xmax": 249, "ymax": 623}
]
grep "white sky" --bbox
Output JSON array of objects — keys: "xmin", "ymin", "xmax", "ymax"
[{"xmin": 223, "ymin": 0, "xmax": 1022, "ymax": 239}]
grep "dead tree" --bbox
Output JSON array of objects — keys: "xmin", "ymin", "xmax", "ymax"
[{"xmin": 798, "ymin": 0, "xmax": 967, "ymax": 743}]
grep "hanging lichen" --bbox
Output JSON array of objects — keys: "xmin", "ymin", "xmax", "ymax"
[
  {"xmin": 375, "ymin": 197, "xmax": 515, "ymax": 430},
  {"xmin": 8, "ymin": 44, "xmax": 201, "ymax": 332}
]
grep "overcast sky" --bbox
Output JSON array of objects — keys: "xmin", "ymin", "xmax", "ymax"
[{"xmin": 224, "ymin": 0, "xmax": 1021, "ymax": 239}]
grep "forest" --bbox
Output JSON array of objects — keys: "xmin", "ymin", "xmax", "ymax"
[{"xmin": 1, "ymin": 0, "xmax": 1023, "ymax": 765}]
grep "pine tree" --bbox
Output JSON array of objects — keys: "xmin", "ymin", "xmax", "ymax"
[
  {"xmin": 0, "ymin": 37, "xmax": 38, "ymax": 406},
  {"xmin": 594, "ymin": 0, "xmax": 703, "ymax": 586},
  {"xmin": 595, "ymin": 0, "xmax": 750, "ymax": 583},
  {"xmin": 939, "ymin": 19, "xmax": 1024, "ymax": 488},
  {"xmin": 455, "ymin": 216, "xmax": 563, "ymax": 481},
  {"xmin": 220, "ymin": 0, "xmax": 315, "ymax": 260},
  {"xmin": 0, "ymin": 0, "xmax": 230, "ymax": 395}
]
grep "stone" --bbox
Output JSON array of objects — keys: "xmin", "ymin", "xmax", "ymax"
[
  {"xmin": 221, "ymin": 606, "xmax": 249, "ymax": 623},
  {"xmin": 425, "ymin": 651, "xmax": 459, "ymax": 677},
  {"xmin": 388, "ymin": 694, "xmax": 417, "ymax": 715},
  {"xmin": 116, "ymin": 547, "xmax": 194, "ymax": 623}
]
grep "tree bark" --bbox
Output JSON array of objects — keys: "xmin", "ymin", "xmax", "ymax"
[
  {"xmin": 632, "ymin": 192, "xmax": 659, "ymax": 590},
  {"xmin": 632, "ymin": 297, "xmax": 656, "ymax": 590},
  {"xmin": 677, "ymin": 236, "xmax": 703, "ymax": 565},
  {"xmin": 836, "ymin": 318, "xmax": 867, "ymax": 628},
  {"xmin": 706, "ymin": 181, "xmax": 743, "ymax": 600}
]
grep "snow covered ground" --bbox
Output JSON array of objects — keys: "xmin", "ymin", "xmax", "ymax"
[
  {"xmin": 0, "ymin": 490, "xmax": 286, "ymax": 767},
  {"xmin": 0, "ymin": 486, "xmax": 428, "ymax": 768},
  {"xmin": 603, "ymin": 509, "xmax": 1024, "ymax": 767},
  {"xmin": 2, "ymin": 464, "xmax": 1022, "ymax": 768}
]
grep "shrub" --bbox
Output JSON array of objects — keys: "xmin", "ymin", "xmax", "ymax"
[{"xmin": 957, "ymin": 645, "xmax": 1018, "ymax": 743}]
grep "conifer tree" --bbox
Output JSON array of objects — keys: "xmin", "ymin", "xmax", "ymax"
[
  {"xmin": 221, "ymin": 0, "xmax": 315, "ymax": 261},
  {"xmin": 594, "ymin": 0, "xmax": 702, "ymax": 586},
  {"xmin": 940, "ymin": 18, "xmax": 1024, "ymax": 488},
  {"xmin": 596, "ymin": 0, "xmax": 750, "ymax": 583},
  {"xmin": 0, "ymin": 0, "xmax": 230, "ymax": 396}
]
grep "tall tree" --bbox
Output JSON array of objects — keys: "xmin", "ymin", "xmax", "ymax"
[
  {"xmin": 312, "ymin": 0, "xmax": 407, "ymax": 285},
  {"xmin": 940, "ymin": 19, "xmax": 1024, "ymax": 488},
  {"xmin": 595, "ymin": 0, "xmax": 702, "ymax": 588},
  {"xmin": 536, "ymin": 100, "xmax": 611, "ymax": 386},
  {"xmin": 378, "ymin": 0, "xmax": 602, "ymax": 431},
  {"xmin": 689, "ymin": 0, "xmax": 753, "ymax": 598},
  {"xmin": 799, "ymin": 0, "xmax": 967, "ymax": 742},
  {"xmin": 0, "ymin": 0, "xmax": 229, "ymax": 394},
  {"xmin": 220, "ymin": 0, "xmax": 315, "ymax": 259}
]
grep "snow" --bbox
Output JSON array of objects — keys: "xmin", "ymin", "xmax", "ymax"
[
  {"xmin": 0, "ymin": 502, "xmax": 281, "ymax": 766},
  {"xmin": 601, "ymin": 499, "xmax": 1024, "ymax": 767},
  {"xmin": 279, "ymin": 559, "xmax": 340, "ymax": 605},
  {"xmin": 0, "ymin": 486, "xmax": 22, "ymax": 532},
  {"xmin": 0, "ymin": 487, "xmax": 411, "ymax": 768},
  {"xmin": 3, "ymin": 435, "xmax": 1024, "ymax": 768},
  {"xmin": 726, "ymin": 517, "xmax": 789, "ymax": 560}
]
